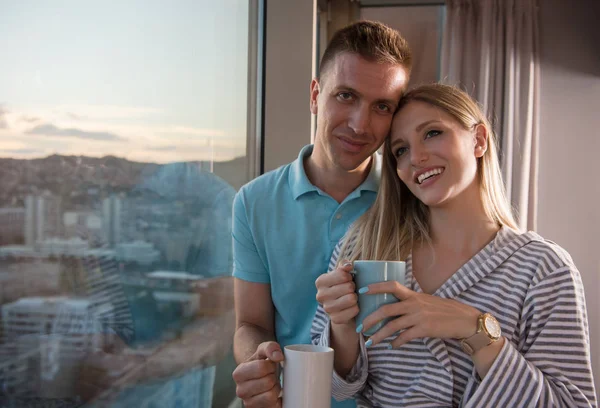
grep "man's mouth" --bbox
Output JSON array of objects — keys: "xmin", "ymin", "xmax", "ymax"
[{"xmin": 338, "ymin": 136, "xmax": 368, "ymax": 152}]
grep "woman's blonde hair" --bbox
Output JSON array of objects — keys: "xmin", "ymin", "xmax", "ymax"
[{"xmin": 340, "ymin": 83, "xmax": 519, "ymax": 262}]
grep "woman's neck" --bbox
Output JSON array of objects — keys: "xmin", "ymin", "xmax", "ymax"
[{"xmin": 427, "ymin": 191, "xmax": 500, "ymax": 256}]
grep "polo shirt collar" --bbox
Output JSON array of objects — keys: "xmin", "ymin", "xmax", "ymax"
[{"xmin": 289, "ymin": 144, "xmax": 381, "ymax": 200}]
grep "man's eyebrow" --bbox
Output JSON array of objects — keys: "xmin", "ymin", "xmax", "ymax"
[
  {"xmin": 378, "ymin": 98, "xmax": 399, "ymax": 108},
  {"xmin": 333, "ymin": 86, "xmax": 360, "ymax": 96},
  {"xmin": 332, "ymin": 86, "xmax": 398, "ymax": 107}
]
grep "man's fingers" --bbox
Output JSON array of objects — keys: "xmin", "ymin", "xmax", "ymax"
[
  {"xmin": 236, "ymin": 372, "xmax": 279, "ymax": 400},
  {"xmin": 255, "ymin": 341, "xmax": 284, "ymax": 362},
  {"xmin": 232, "ymin": 359, "xmax": 277, "ymax": 383},
  {"xmin": 242, "ymin": 382, "xmax": 281, "ymax": 408}
]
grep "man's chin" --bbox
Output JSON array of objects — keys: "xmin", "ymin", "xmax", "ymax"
[{"xmin": 334, "ymin": 156, "xmax": 372, "ymax": 173}]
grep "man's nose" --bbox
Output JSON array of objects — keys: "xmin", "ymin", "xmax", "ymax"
[{"xmin": 348, "ymin": 105, "xmax": 371, "ymax": 136}]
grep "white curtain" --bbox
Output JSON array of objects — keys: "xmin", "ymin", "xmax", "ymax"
[{"xmin": 441, "ymin": 0, "xmax": 540, "ymax": 231}]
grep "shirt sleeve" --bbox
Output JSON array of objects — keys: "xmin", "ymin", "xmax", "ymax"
[
  {"xmin": 310, "ymin": 240, "xmax": 369, "ymax": 402},
  {"xmin": 311, "ymin": 302, "xmax": 369, "ymax": 401},
  {"xmin": 231, "ymin": 189, "xmax": 270, "ymax": 284},
  {"xmin": 462, "ymin": 266, "xmax": 597, "ymax": 408}
]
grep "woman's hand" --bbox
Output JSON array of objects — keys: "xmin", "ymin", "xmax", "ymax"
[
  {"xmin": 358, "ymin": 281, "xmax": 481, "ymax": 348},
  {"xmin": 315, "ymin": 261, "xmax": 359, "ymax": 327}
]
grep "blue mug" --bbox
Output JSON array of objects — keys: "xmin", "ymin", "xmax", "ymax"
[{"xmin": 353, "ymin": 260, "xmax": 406, "ymax": 337}]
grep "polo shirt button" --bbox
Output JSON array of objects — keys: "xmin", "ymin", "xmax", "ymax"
[{"xmin": 335, "ymin": 214, "xmax": 342, "ymax": 220}]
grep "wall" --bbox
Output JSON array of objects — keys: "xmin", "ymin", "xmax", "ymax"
[
  {"xmin": 360, "ymin": 5, "xmax": 443, "ymax": 88},
  {"xmin": 263, "ymin": 1, "xmax": 315, "ymax": 172},
  {"xmin": 537, "ymin": 0, "xmax": 600, "ymax": 392}
]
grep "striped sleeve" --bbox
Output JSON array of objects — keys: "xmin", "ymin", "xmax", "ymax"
[
  {"xmin": 462, "ymin": 264, "xmax": 597, "ymax": 407},
  {"xmin": 311, "ymin": 239, "xmax": 369, "ymax": 401},
  {"xmin": 311, "ymin": 301, "xmax": 370, "ymax": 401}
]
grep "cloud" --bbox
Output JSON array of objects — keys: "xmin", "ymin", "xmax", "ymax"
[
  {"xmin": 0, "ymin": 105, "xmax": 8, "ymax": 129},
  {"xmin": 160, "ymin": 126, "xmax": 226, "ymax": 137},
  {"xmin": 20, "ymin": 115, "xmax": 41, "ymax": 124},
  {"xmin": 25, "ymin": 123, "xmax": 125, "ymax": 141},
  {"xmin": 0, "ymin": 148, "xmax": 45, "ymax": 155},
  {"xmin": 146, "ymin": 145, "xmax": 178, "ymax": 152},
  {"xmin": 56, "ymin": 104, "xmax": 162, "ymax": 120},
  {"xmin": 66, "ymin": 112, "xmax": 84, "ymax": 120}
]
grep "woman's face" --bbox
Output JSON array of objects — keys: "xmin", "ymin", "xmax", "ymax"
[{"xmin": 390, "ymin": 101, "xmax": 487, "ymax": 209}]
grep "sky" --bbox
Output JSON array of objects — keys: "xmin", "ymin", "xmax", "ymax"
[{"xmin": 0, "ymin": 0, "xmax": 250, "ymax": 163}]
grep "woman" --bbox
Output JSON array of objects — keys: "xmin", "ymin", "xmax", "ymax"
[{"xmin": 311, "ymin": 84, "xmax": 597, "ymax": 407}]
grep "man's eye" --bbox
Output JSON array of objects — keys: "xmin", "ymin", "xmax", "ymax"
[
  {"xmin": 395, "ymin": 147, "xmax": 408, "ymax": 158},
  {"xmin": 338, "ymin": 92, "xmax": 353, "ymax": 101},
  {"xmin": 377, "ymin": 104, "xmax": 391, "ymax": 112},
  {"xmin": 425, "ymin": 130, "xmax": 442, "ymax": 138}
]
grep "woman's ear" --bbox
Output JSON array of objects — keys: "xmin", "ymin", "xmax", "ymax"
[{"xmin": 473, "ymin": 124, "xmax": 488, "ymax": 158}]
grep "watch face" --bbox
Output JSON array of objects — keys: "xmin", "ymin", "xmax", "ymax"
[{"xmin": 484, "ymin": 315, "xmax": 501, "ymax": 338}]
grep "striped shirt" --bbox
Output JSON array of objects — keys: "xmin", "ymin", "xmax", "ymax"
[{"xmin": 311, "ymin": 227, "xmax": 598, "ymax": 407}]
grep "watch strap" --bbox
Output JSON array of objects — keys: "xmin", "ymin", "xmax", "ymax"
[{"xmin": 460, "ymin": 332, "xmax": 494, "ymax": 355}]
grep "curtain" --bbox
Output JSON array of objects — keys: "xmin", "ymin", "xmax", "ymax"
[{"xmin": 441, "ymin": 0, "xmax": 540, "ymax": 231}]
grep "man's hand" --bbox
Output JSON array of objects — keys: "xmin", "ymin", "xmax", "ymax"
[
  {"xmin": 315, "ymin": 261, "xmax": 358, "ymax": 327},
  {"xmin": 232, "ymin": 341, "xmax": 284, "ymax": 408}
]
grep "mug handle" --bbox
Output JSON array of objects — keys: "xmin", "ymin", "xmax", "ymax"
[{"xmin": 265, "ymin": 358, "xmax": 285, "ymax": 398}]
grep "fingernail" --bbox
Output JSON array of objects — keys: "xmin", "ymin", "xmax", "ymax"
[
  {"xmin": 342, "ymin": 261, "xmax": 353, "ymax": 268},
  {"xmin": 365, "ymin": 339, "xmax": 373, "ymax": 348},
  {"xmin": 358, "ymin": 287, "xmax": 369, "ymax": 294},
  {"xmin": 272, "ymin": 351, "xmax": 283, "ymax": 360},
  {"xmin": 355, "ymin": 324, "xmax": 363, "ymax": 333},
  {"xmin": 387, "ymin": 344, "xmax": 393, "ymax": 350}
]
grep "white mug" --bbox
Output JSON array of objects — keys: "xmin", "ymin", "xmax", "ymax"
[{"xmin": 282, "ymin": 344, "xmax": 334, "ymax": 408}]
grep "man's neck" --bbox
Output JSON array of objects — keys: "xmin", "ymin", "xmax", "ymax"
[{"xmin": 303, "ymin": 154, "xmax": 372, "ymax": 204}]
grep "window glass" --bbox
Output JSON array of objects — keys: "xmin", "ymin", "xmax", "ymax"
[{"xmin": 0, "ymin": 1, "xmax": 255, "ymax": 406}]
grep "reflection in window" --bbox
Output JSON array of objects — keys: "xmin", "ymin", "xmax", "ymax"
[{"xmin": 0, "ymin": 1, "xmax": 255, "ymax": 406}]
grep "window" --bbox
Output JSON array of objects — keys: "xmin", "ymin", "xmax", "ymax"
[
  {"xmin": 0, "ymin": 1, "xmax": 263, "ymax": 406},
  {"xmin": 360, "ymin": 1, "xmax": 445, "ymax": 88}
]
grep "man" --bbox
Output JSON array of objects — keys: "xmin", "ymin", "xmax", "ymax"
[{"xmin": 232, "ymin": 21, "xmax": 412, "ymax": 408}]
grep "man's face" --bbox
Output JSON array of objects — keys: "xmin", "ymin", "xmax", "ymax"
[{"xmin": 310, "ymin": 52, "xmax": 409, "ymax": 172}]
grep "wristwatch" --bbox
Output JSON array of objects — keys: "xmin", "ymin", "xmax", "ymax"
[{"xmin": 460, "ymin": 313, "xmax": 502, "ymax": 355}]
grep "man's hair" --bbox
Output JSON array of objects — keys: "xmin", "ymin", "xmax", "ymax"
[{"xmin": 318, "ymin": 20, "xmax": 412, "ymax": 81}]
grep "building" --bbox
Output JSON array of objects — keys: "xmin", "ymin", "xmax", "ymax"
[
  {"xmin": 1, "ymin": 297, "xmax": 114, "ymax": 398},
  {"xmin": 0, "ymin": 342, "xmax": 39, "ymax": 397},
  {"xmin": 63, "ymin": 211, "xmax": 102, "ymax": 245},
  {"xmin": 1, "ymin": 297, "xmax": 112, "ymax": 351},
  {"xmin": 0, "ymin": 258, "xmax": 61, "ymax": 306},
  {"xmin": 0, "ymin": 208, "xmax": 25, "ymax": 246},
  {"xmin": 102, "ymin": 195, "xmax": 123, "ymax": 248},
  {"xmin": 106, "ymin": 365, "xmax": 215, "ymax": 408},
  {"xmin": 79, "ymin": 255, "xmax": 134, "ymax": 343},
  {"xmin": 115, "ymin": 241, "xmax": 161, "ymax": 266},
  {"xmin": 24, "ymin": 194, "xmax": 62, "ymax": 247},
  {"xmin": 36, "ymin": 237, "xmax": 89, "ymax": 257}
]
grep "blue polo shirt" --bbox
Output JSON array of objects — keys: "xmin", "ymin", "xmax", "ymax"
[{"xmin": 233, "ymin": 145, "xmax": 379, "ymax": 408}]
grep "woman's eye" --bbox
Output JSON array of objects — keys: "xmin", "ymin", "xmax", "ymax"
[
  {"xmin": 425, "ymin": 130, "xmax": 442, "ymax": 139},
  {"xmin": 395, "ymin": 147, "xmax": 408, "ymax": 158}
]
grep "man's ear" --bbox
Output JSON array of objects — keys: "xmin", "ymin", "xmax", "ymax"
[
  {"xmin": 310, "ymin": 78, "xmax": 320, "ymax": 115},
  {"xmin": 474, "ymin": 124, "xmax": 488, "ymax": 158}
]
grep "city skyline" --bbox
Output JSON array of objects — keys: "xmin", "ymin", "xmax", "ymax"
[{"xmin": 0, "ymin": 0, "xmax": 250, "ymax": 163}]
